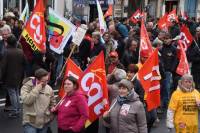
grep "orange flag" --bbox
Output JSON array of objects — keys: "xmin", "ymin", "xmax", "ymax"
[
  {"xmin": 79, "ymin": 51, "xmax": 109, "ymax": 127},
  {"xmin": 104, "ymin": 5, "xmax": 113, "ymax": 18},
  {"xmin": 139, "ymin": 20, "xmax": 154, "ymax": 61},
  {"xmin": 58, "ymin": 59, "xmax": 83, "ymax": 98},
  {"xmin": 20, "ymin": 0, "xmax": 46, "ymax": 60},
  {"xmin": 138, "ymin": 49, "xmax": 161, "ymax": 111},
  {"xmin": 176, "ymin": 41, "xmax": 190, "ymax": 76}
]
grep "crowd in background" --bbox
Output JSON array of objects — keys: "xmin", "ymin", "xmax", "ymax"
[{"xmin": 1, "ymin": 7, "xmax": 200, "ymax": 133}]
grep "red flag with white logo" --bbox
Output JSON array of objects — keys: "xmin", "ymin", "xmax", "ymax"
[
  {"xmin": 19, "ymin": 0, "xmax": 46, "ymax": 60},
  {"xmin": 130, "ymin": 9, "xmax": 144, "ymax": 24},
  {"xmin": 166, "ymin": 9, "xmax": 178, "ymax": 25},
  {"xmin": 58, "ymin": 59, "xmax": 83, "ymax": 98},
  {"xmin": 79, "ymin": 51, "xmax": 109, "ymax": 127},
  {"xmin": 176, "ymin": 41, "xmax": 190, "ymax": 76},
  {"xmin": 157, "ymin": 13, "xmax": 168, "ymax": 31},
  {"xmin": 179, "ymin": 25, "xmax": 193, "ymax": 50},
  {"xmin": 138, "ymin": 49, "xmax": 161, "ymax": 111},
  {"xmin": 139, "ymin": 20, "xmax": 154, "ymax": 62},
  {"xmin": 158, "ymin": 9, "xmax": 178, "ymax": 31}
]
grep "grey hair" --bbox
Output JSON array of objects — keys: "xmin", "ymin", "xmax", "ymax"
[{"xmin": 0, "ymin": 24, "xmax": 11, "ymax": 34}]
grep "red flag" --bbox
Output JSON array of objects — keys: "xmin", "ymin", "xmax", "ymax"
[
  {"xmin": 139, "ymin": 20, "xmax": 154, "ymax": 61},
  {"xmin": 166, "ymin": 9, "xmax": 178, "ymax": 24},
  {"xmin": 157, "ymin": 13, "xmax": 168, "ymax": 31},
  {"xmin": 130, "ymin": 9, "xmax": 144, "ymax": 24},
  {"xmin": 20, "ymin": 0, "xmax": 46, "ymax": 60},
  {"xmin": 176, "ymin": 41, "xmax": 190, "ymax": 76},
  {"xmin": 138, "ymin": 49, "xmax": 161, "ymax": 111},
  {"xmin": 158, "ymin": 9, "xmax": 178, "ymax": 30},
  {"xmin": 179, "ymin": 25, "xmax": 193, "ymax": 50},
  {"xmin": 104, "ymin": 5, "xmax": 113, "ymax": 18},
  {"xmin": 58, "ymin": 59, "xmax": 83, "ymax": 98},
  {"xmin": 79, "ymin": 51, "xmax": 109, "ymax": 127}
]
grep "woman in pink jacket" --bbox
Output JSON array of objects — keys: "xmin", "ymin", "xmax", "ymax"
[{"xmin": 52, "ymin": 76, "xmax": 89, "ymax": 133}]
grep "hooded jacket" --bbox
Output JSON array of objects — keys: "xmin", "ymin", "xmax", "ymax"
[
  {"xmin": 56, "ymin": 91, "xmax": 89, "ymax": 132},
  {"xmin": 105, "ymin": 91, "xmax": 147, "ymax": 133},
  {"xmin": 21, "ymin": 77, "xmax": 56, "ymax": 128}
]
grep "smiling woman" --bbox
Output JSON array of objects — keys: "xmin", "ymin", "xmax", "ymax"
[{"xmin": 51, "ymin": 76, "xmax": 89, "ymax": 133}]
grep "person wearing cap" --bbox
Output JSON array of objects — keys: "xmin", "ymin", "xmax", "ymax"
[
  {"xmin": 21, "ymin": 68, "xmax": 56, "ymax": 133},
  {"xmin": 166, "ymin": 74, "xmax": 200, "ymax": 133},
  {"xmin": 103, "ymin": 79, "xmax": 147, "ymax": 133},
  {"xmin": 106, "ymin": 51, "xmax": 124, "ymax": 74}
]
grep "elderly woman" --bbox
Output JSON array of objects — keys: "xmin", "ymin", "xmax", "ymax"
[
  {"xmin": 103, "ymin": 79, "xmax": 147, "ymax": 133},
  {"xmin": 167, "ymin": 74, "xmax": 200, "ymax": 133},
  {"xmin": 52, "ymin": 76, "xmax": 89, "ymax": 133}
]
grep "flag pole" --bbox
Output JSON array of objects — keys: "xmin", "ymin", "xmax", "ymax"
[{"xmin": 57, "ymin": 44, "xmax": 77, "ymax": 80}]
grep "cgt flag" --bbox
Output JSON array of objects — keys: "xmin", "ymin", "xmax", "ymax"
[
  {"xmin": 138, "ymin": 49, "xmax": 161, "ymax": 111},
  {"xmin": 79, "ymin": 51, "xmax": 109, "ymax": 128},
  {"xmin": 139, "ymin": 19, "xmax": 154, "ymax": 62},
  {"xmin": 19, "ymin": 0, "xmax": 46, "ymax": 61},
  {"xmin": 58, "ymin": 59, "xmax": 83, "ymax": 98},
  {"xmin": 176, "ymin": 41, "xmax": 190, "ymax": 76},
  {"xmin": 129, "ymin": 9, "xmax": 144, "ymax": 24}
]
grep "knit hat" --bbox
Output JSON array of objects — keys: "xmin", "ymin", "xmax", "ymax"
[{"xmin": 118, "ymin": 79, "xmax": 134, "ymax": 91}]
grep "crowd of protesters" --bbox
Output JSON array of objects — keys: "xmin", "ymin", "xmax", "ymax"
[{"xmin": 1, "ymin": 7, "xmax": 200, "ymax": 133}]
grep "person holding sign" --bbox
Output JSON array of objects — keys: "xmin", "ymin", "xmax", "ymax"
[
  {"xmin": 103, "ymin": 79, "xmax": 147, "ymax": 133},
  {"xmin": 51, "ymin": 76, "xmax": 89, "ymax": 133}
]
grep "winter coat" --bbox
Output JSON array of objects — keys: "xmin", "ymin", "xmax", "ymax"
[
  {"xmin": 121, "ymin": 50, "xmax": 139, "ymax": 69},
  {"xmin": 21, "ymin": 77, "xmax": 56, "ymax": 128},
  {"xmin": 105, "ymin": 91, "xmax": 147, "ymax": 133},
  {"xmin": 1, "ymin": 46, "xmax": 26, "ymax": 88},
  {"xmin": 159, "ymin": 44, "xmax": 178, "ymax": 73},
  {"xmin": 187, "ymin": 41, "xmax": 200, "ymax": 74},
  {"xmin": 56, "ymin": 91, "xmax": 89, "ymax": 132}
]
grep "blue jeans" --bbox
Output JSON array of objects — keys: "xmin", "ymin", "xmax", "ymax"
[
  {"xmin": 55, "ymin": 54, "xmax": 64, "ymax": 78},
  {"xmin": 161, "ymin": 72, "xmax": 172, "ymax": 108},
  {"xmin": 7, "ymin": 87, "xmax": 20, "ymax": 113},
  {"xmin": 23, "ymin": 123, "xmax": 49, "ymax": 133}
]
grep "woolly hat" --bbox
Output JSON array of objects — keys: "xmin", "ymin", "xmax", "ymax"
[{"xmin": 118, "ymin": 79, "xmax": 134, "ymax": 91}]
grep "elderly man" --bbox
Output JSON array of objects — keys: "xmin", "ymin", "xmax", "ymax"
[{"xmin": 167, "ymin": 74, "xmax": 200, "ymax": 133}]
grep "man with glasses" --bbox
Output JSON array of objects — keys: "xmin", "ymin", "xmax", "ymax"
[{"xmin": 21, "ymin": 68, "xmax": 56, "ymax": 133}]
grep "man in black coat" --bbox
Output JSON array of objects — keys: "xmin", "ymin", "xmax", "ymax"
[{"xmin": 1, "ymin": 34, "xmax": 26, "ymax": 117}]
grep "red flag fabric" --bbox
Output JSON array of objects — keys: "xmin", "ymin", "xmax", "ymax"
[
  {"xmin": 179, "ymin": 25, "xmax": 193, "ymax": 50},
  {"xmin": 158, "ymin": 9, "xmax": 178, "ymax": 30},
  {"xmin": 79, "ymin": 51, "xmax": 109, "ymax": 127},
  {"xmin": 139, "ymin": 20, "xmax": 154, "ymax": 61},
  {"xmin": 104, "ymin": 5, "xmax": 113, "ymax": 18},
  {"xmin": 180, "ymin": 11, "xmax": 188, "ymax": 20},
  {"xmin": 167, "ymin": 9, "xmax": 178, "ymax": 24},
  {"xmin": 176, "ymin": 41, "xmax": 190, "ymax": 76},
  {"xmin": 138, "ymin": 49, "xmax": 161, "ymax": 111},
  {"xmin": 20, "ymin": 0, "xmax": 46, "ymax": 60},
  {"xmin": 130, "ymin": 9, "xmax": 144, "ymax": 24},
  {"xmin": 157, "ymin": 13, "xmax": 168, "ymax": 31},
  {"xmin": 58, "ymin": 59, "xmax": 83, "ymax": 98}
]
